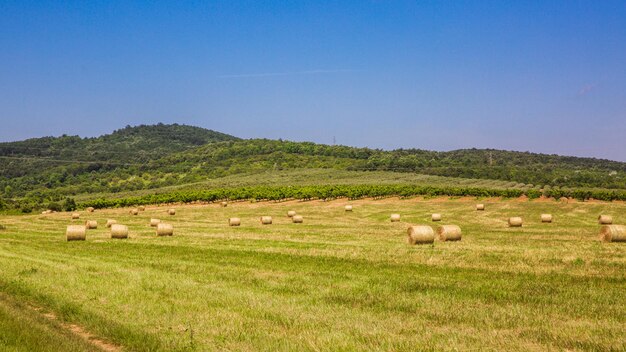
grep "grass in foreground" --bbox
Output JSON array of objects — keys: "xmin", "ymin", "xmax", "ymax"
[
  {"xmin": 0, "ymin": 197, "xmax": 624, "ymax": 351},
  {"xmin": 0, "ymin": 292, "xmax": 101, "ymax": 352}
]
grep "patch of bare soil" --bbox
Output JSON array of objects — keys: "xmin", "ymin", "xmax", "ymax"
[{"xmin": 511, "ymin": 195, "xmax": 529, "ymax": 202}]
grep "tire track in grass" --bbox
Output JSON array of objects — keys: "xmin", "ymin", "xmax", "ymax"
[
  {"xmin": 30, "ymin": 305, "xmax": 121, "ymax": 352},
  {"xmin": 0, "ymin": 292, "xmax": 120, "ymax": 352}
]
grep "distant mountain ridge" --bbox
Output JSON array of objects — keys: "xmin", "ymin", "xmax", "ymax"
[{"xmin": 0, "ymin": 123, "xmax": 625, "ymax": 210}]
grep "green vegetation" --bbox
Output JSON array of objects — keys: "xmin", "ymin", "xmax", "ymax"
[
  {"xmin": 0, "ymin": 199, "xmax": 624, "ymax": 350},
  {"xmin": 81, "ymin": 183, "xmax": 626, "ymax": 210},
  {"xmin": 0, "ymin": 293, "xmax": 100, "ymax": 352},
  {"xmin": 72, "ymin": 169, "xmax": 524, "ymax": 202},
  {"xmin": 2, "ymin": 124, "xmax": 626, "ymax": 212}
]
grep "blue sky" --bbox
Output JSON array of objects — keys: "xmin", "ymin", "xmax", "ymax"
[{"xmin": 1, "ymin": 1, "xmax": 625, "ymax": 160}]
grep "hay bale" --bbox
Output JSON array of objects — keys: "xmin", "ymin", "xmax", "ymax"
[
  {"xmin": 150, "ymin": 218, "xmax": 160, "ymax": 227},
  {"xmin": 66, "ymin": 225, "xmax": 86, "ymax": 241},
  {"xmin": 86, "ymin": 207, "xmax": 95, "ymax": 213},
  {"xmin": 431, "ymin": 213, "xmax": 442, "ymax": 222},
  {"xmin": 220, "ymin": 201, "xmax": 228, "ymax": 207},
  {"xmin": 105, "ymin": 219, "xmax": 117, "ymax": 228},
  {"xmin": 168, "ymin": 209, "xmax": 176, "ymax": 216},
  {"xmin": 390, "ymin": 214, "xmax": 401, "ymax": 222},
  {"xmin": 345, "ymin": 205, "xmax": 353, "ymax": 212},
  {"xmin": 600, "ymin": 225, "xmax": 626, "ymax": 242},
  {"xmin": 287, "ymin": 210, "xmax": 297, "ymax": 218},
  {"xmin": 598, "ymin": 215, "xmax": 613, "ymax": 225},
  {"xmin": 138, "ymin": 206, "xmax": 146, "ymax": 211},
  {"xmin": 110, "ymin": 224, "xmax": 129, "ymax": 239},
  {"xmin": 508, "ymin": 217, "xmax": 523, "ymax": 227},
  {"xmin": 407, "ymin": 225, "xmax": 435, "ymax": 245},
  {"xmin": 229, "ymin": 217, "xmax": 241, "ymax": 226},
  {"xmin": 85, "ymin": 220, "xmax": 98, "ymax": 229},
  {"xmin": 541, "ymin": 214, "xmax": 553, "ymax": 223},
  {"xmin": 437, "ymin": 225, "xmax": 462, "ymax": 241},
  {"xmin": 260, "ymin": 216, "xmax": 273, "ymax": 225},
  {"xmin": 71, "ymin": 213, "xmax": 80, "ymax": 220},
  {"xmin": 130, "ymin": 209, "xmax": 139, "ymax": 215},
  {"xmin": 156, "ymin": 223, "xmax": 174, "ymax": 236},
  {"xmin": 292, "ymin": 215, "xmax": 303, "ymax": 223},
  {"xmin": 476, "ymin": 204, "xmax": 485, "ymax": 211}
]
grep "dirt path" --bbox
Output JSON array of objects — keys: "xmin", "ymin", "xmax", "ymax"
[{"xmin": 29, "ymin": 304, "xmax": 122, "ymax": 352}]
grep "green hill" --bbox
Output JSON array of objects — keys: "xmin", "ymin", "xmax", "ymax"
[
  {"xmin": 1, "ymin": 123, "xmax": 625, "ymax": 211},
  {"xmin": 0, "ymin": 123, "xmax": 236, "ymax": 173}
]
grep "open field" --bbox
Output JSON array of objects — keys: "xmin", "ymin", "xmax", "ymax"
[{"xmin": 0, "ymin": 197, "xmax": 625, "ymax": 351}]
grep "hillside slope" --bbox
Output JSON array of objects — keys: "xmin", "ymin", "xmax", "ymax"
[
  {"xmin": 0, "ymin": 123, "xmax": 236, "ymax": 175},
  {"xmin": 155, "ymin": 139, "xmax": 626, "ymax": 188},
  {"xmin": 1, "ymin": 124, "xmax": 625, "ymax": 211}
]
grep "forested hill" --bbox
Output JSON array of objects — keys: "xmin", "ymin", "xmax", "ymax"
[
  {"xmin": 1, "ymin": 123, "xmax": 625, "ymax": 210},
  {"xmin": 0, "ymin": 124, "xmax": 237, "ymax": 178},
  {"xmin": 159, "ymin": 139, "xmax": 626, "ymax": 189}
]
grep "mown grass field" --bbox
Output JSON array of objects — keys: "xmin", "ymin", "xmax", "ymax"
[{"xmin": 0, "ymin": 197, "xmax": 624, "ymax": 351}]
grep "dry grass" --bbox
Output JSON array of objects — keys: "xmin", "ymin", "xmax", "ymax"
[{"xmin": 0, "ymin": 198, "xmax": 624, "ymax": 351}]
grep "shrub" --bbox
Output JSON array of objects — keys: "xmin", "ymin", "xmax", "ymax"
[
  {"xmin": 63, "ymin": 197, "xmax": 77, "ymax": 211},
  {"xmin": 47, "ymin": 202, "xmax": 63, "ymax": 212}
]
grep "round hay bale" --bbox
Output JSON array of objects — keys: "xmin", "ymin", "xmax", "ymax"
[
  {"xmin": 71, "ymin": 213, "xmax": 80, "ymax": 220},
  {"xmin": 150, "ymin": 218, "xmax": 160, "ymax": 227},
  {"xmin": 508, "ymin": 217, "xmax": 523, "ymax": 227},
  {"xmin": 600, "ymin": 225, "xmax": 626, "ymax": 242},
  {"xmin": 130, "ymin": 209, "xmax": 139, "ymax": 216},
  {"xmin": 287, "ymin": 210, "xmax": 297, "ymax": 218},
  {"xmin": 86, "ymin": 207, "xmax": 95, "ymax": 213},
  {"xmin": 168, "ymin": 209, "xmax": 176, "ymax": 216},
  {"xmin": 156, "ymin": 223, "xmax": 174, "ymax": 236},
  {"xmin": 66, "ymin": 225, "xmax": 86, "ymax": 241},
  {"xmin": 345, "ymin": 205, "xmax": 353, "ymax": 212},
  {"xmin": 476, "ymin": 204, "xmax": 485, "ymax": 211},
  {"xmin": 138, "ymin": 205, "xmax": 146, "ymax": 211},
  {"xmin": 110, "ymin": 224, "xmax": 129, "ymax": 239},
  {"xmin": 390, "ymin": 214, "xmax": 401, "ymax": 222},
  {"xmin": 229, "ymin": 217, "xmax": 241, "ymax": 226},
  {"xmin": 431, "ymin": 213, "xmax": 442, "ymax": 222},
  {"xmin": 437, "ymin": 225, "xmax": 462, "ymax": 241},
  {"xmin": 85, "ymin": 220, "xmax": 98, "ymax": 229},
  {"xmin": 260, "ymin": 216, "xmax": 273, "ymax": 225},
  {"xmin": 541, "ymin": 214, "xmax": 553, "ymax": 223},
  {"xmin": 105, "ymin": 219, "xmax": 117, "ymax": 228},
  {"xmin": 598, "ymin": 215, "xmax": 613, "ymax": 225},
  {"xmin": 407, "ymin": 225, "xmax": 435, "ymax": 245},
  {"xmin": 292, "ymin": 215, "xmax": 303, "ymax": 223},
  {"xmin": 220, "ymin": 201, "xmax": 228, "ymax": 207}
]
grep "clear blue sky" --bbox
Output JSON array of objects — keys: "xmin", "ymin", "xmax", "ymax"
[{"xmin": 1, "ymin": 1, "xmax": 625, "ymax": 160}]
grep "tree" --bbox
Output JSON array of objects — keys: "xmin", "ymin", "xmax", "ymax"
[
  {"xmin": 47, "ymin": 202, "xmax": 63, "ymax": 212},
  {"xmin": 63, "ymin": 197, "xmax": 77, "ymax": 211}
]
